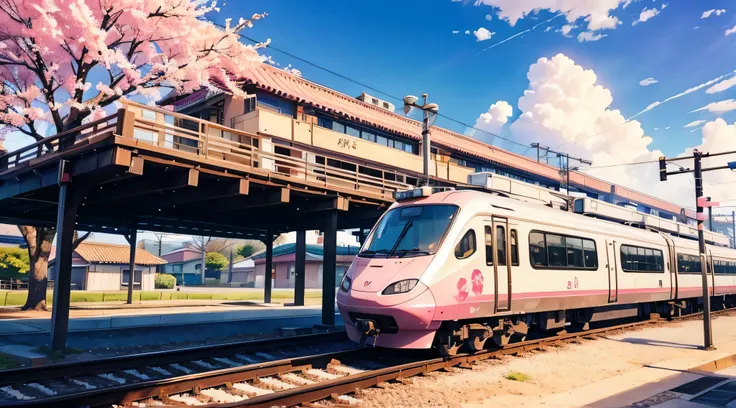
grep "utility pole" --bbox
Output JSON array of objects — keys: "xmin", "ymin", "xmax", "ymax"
[
  {"xmin": 529, "ymin": 144, "xmax": 592, "ymax": 194},
  {"xmin": 732, "ymin": 210, "xmax": 736, "ymax": 249},
  {"xmin": 658, "ymin": 149, "xmax": 736, "ymax": 350},
  {"xmin": 402, "ymin": 94, "xmax": 439, "ymax": 187},
  {"xmin": 707, "ymin": 197, "xmax": 713, "ymax": 231}
]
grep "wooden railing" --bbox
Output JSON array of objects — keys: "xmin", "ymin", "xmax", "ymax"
[
  {"xmin": 119, "ymin": 101, "xmax": 413, "ymax": 197},
  {"xmin": 0, "ymin": 113, "xmax": 121, "ymax": 172}
]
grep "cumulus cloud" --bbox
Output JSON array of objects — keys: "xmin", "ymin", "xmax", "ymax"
[
  {"xmin": 701, "ymin": 9, "xmax": 726, "ymax": 19},
  {"xmin": 691, "ymin": 99, "xmax": 736, "ymax": 114},
  {"xmin": 558, "ymin": 24, "xmax": 577, "ymax": 37},
  {"xmin": 474, "ymin": 27, "xmax": 494, "ymax": 41},
  {"xmin": 477, "ymin": 53, "xmax": 736, "ymax": 206},
  {"xmin": 707, "ymin": 77, "xmax": 736, "ymax": 94},
  {"xmin": 726, "ymin": 25, "xmax": 736, "ymax": 36},
  {"xmin": 633, "ymin": 7, "xmax": 660, "ymax": 25},
  {"xmin": 465, "ymin": 30, "xmax": 471, "ymax": 34},
  {"xmin": 473, "ymin": 101, "xmax": 513, "ymax": 137},
  {"xmin": 684, "ymin": 120, "xmax": 707, "ymax": 128},
  {"xmin": 485, "ymin": 14, "xmax": 493, "ymax": 21},
  {"xmin": 639, "ymin": 77, "xmax": 658, "ymax": 86},
  {"xmin": 577, "ymin": 31, "xmax": 607, "ymax": 42},
  {"xmin": 473, "ymin": 0, "xmax": 627, "ymax": 32}
]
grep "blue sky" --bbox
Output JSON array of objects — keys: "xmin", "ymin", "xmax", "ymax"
[{"xmin": 213, "ymin": 0, "xmax": 736, "ymax": 158}]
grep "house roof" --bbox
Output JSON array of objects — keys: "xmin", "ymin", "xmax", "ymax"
[
  {"xmin": 74, "ymin": 242, "xmax": 166, "ymax": 266},
  {"xmin": 251, "ymin": 243, "xmax": 360, "ymax": 261}
]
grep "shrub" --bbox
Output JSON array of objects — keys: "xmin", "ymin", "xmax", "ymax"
[
  {"xmin": 504, "ymin": 371, "xmax": 531, "ymax": 382},
  {"xmin": 0, "ymin": 248, "xmax": 30, "ymax": 280},
  {"xmin": 205, "ymin": 252, "xmax": 228, "ymax": 271},
  {"xmin": 155, "ymin": 273, "xmax": 176, "ymax": 289}
]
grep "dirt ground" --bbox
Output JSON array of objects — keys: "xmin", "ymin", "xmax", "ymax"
[{"xmin": 354, "ymin": 315, "xmax": 736, "ymax": 408}]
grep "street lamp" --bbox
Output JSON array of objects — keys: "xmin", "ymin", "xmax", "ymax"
[{"xmin": 403, "ymin": 94, "xmax": 439, "ymax": 186}]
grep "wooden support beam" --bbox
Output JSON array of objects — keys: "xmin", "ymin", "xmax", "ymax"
[
  {"xmin": 136, "ymin": 178, "xmax": 249, "ymax": 211},
  {"xmin": 201, "ymin": 187, "xmax": 289, "ymax": 213},
  {"xmin": 86, "ymin": 168, "xmax": 199, "ymax": 204}
]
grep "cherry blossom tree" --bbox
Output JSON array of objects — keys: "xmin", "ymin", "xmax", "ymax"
[{"xmin": 0, "ymin": 0, "xmax": 268, "ymax": 309}]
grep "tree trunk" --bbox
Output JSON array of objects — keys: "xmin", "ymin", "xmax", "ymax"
[{"xmin": 19, "ymin": 226, "xmax": 55, "ymax": 311}]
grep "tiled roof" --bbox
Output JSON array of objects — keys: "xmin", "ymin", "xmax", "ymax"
[
  {"xmin": 251, "ymin": 243, "xmax": 359, "ymax": 260},
  {"xmin": 75, "ymin": 242, "xmax": 166, "ymax": 266}
]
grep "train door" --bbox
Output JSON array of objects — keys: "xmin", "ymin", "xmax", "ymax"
[
  {"xmin": 490, "ymin": 217, "xmax": 512, "ymax": 312},
  {"xmin": 604, "ymin": 240, "xmax": 618, "ymax": 303},
  {"xmin": 662, "ymin": 235, "xmax": 677, "ymax": 300}
]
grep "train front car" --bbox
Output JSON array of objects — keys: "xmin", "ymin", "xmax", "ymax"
[{"xmin": 336, "ymin": 187, "xmax": 460, "ymax": 352}]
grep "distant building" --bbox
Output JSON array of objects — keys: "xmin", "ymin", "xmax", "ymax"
[
  {"xmin": 249, "ymin": 243, "xmax": 359, "ymax": 289},
  {"xmin": 355, "ymin": 92, "xmax": 395, "ymax": 112},
  {"xmin": 230, "ymin": 259, "xmax": 255, "ymax": 286},
  {"xmin": 137, "ymin": 238, "xmax": 184, "ymax": 258},
  {"xmin": 0, "ymin": 224, "xmax": 25, "ymax": 248},
  {"xmin": 49, "ymin": 242, "xmax": 165, "ymax": 291},
  {"xmin": 159, "ymin": 248, "xmax": 203, "ymax": 286}
]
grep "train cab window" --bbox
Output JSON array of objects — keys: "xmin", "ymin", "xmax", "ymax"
[
  {"xmin": 510, "ymin": 230, "xmax": 519, "ymax": 266},
  {"xmin": 484, "ymin": 226, "xmax": 493, "ymax": 265},
  {"xmin": 677, "ymin": 253, "xmax": 702, "ymax": 274},
  {"xmin": 496, "ymin": 226, "xmax": 507, "ymax": 267},
  {"xmin": 455, "ymin": 230, "xmax": 476, "ymax": 259},
  {"xmin": 621, "ymin": 245, "xmax": 664, "ymax": 272},
  {"xmin": 528, "ymin": 231, "xmax": 598, "ymax": 270}
]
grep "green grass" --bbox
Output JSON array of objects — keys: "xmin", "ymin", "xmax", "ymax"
[
  {"xmin": 0, "ymin": 288, "xmax": 324, "ymax": 306},
  {"xmin": 504, "ymin": 371, "xmax": 532, "ymax": 382}
]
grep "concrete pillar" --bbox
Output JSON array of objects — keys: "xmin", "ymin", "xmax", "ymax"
[
  {"xmin": 264, "ymin": 231, "xmax": 273, "ymax": 304},
  {"xmin": 125, "ymin": 223, "xmax": 137, "ymax": 304},
  {"xmin": 50, "ymin": 181, "xmax": 82, "ymax": 351},
  {"xmin": 322, "ymin": 212, "xmax": 337, "ymax": 325},
  {"xmin": 294, "ymin": 230, "xmax": 306, "ymax": 306}
]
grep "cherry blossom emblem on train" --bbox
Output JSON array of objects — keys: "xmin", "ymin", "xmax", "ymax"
[
  {"xmin": 471, "ymin": 269, "xmax": 484, "ymax": 295},
  {"xmin": 455, "ymin": 269, "xmax": 484, "ymax": 301}
]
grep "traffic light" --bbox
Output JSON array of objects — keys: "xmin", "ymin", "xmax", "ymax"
[{"xmin": 659, "ymin": 156, "xmax": 667, "ymax": 181}]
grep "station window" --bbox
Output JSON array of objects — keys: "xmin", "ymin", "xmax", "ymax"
[
  {"xmin": 528, "ymin": 231, "xmax": 598, "ymax": 270},
  {"xmin": 676, "ymin": 253, "xmax": 702, "ymax": 274},
  {"xmin": 455, "ymin": 230, "xmax": 476, "ymax": 260},
  {"xmin": 621, "ymin": 245, "xmax": 664, "ymax": 273}
]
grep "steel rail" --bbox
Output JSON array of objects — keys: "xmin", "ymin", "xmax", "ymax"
[{"xmin": 0, "ymin": 331, "xmax": 348, "ymax": 390}]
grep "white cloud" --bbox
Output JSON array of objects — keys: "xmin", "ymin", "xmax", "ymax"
[
  {"xmin": 473, "ymin": 0, "xmax": 627, "ymax": 32},
  {"xmin": 632, "ymin": 72, "xmax": 734, "ymax": 118},
  {"xmin": 558, "ymin": 24, "xmax": 577, "ymax": 37},
  {"xmin": 726, "ymin": 25, "xmax": 736, "ymax": 36},
  {"xmin": 473, "ymin": 100, "xmax": 513, "ymax": 137},
  {"xmin": 465, "ymin": 30, "xmax": 471, "ymax": 34},
  {"xmin": 684, "ymin": 120, "xmax": 707, "ymax": 128},
  {"xmin": 485, "ymin": 14, "xmax": 493, "ymax": 21},
  {"xmin": 452, "ymin": 30, "xmax": 460, "ymax": 34},
  {"xmin": 577, "ymin": 31, "xmax": 607, "ymax": 42},
  {"xmin": 653, "ymin": 127, "xmax": 659, "ymax": 131},
  {"xmin": 707, "ymin": 77, "xmax": 736, "ymax": 94},
  {"xmin": 639, "ymin": 77, "xmax": 658, "ymax": 86},
  {"xmin": 477, "ymin": 53, "xmax": 736, "ymax": 206},
  {"xmin": 664, "ymin": 126, "xmax": 670, "ymax": 130},
  {"xmin": 544, "ymin": 26, "xmax": 553, "ymax": 32},
  {"xmin": 701, "ymin": 9, "xmax": 726, "ymax": 19},
  {"xmin": 694, "ymin": 26, "xmax": 700, "ymax": 30},
  {"xmin": 691, "ymin": 99, "xmax": 736, "ymax": 114},
  {"xmin": 633, "ymin": 7, "xmax": 660, "ymax": 25},
  {"xmin": 623, "ymin": 0, "xmax": 635, "ymax": 8},
  {"xmin": 474, "ymin": 27, "xmax": 494, "ymax": 41}
]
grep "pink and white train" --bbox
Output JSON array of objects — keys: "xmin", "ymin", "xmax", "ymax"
[{"xmin": 336, "ymin": 184, "xmax": 736, "ymax": 356}]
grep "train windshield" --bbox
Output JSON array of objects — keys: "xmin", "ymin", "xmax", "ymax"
[{"xmin": 359, "ymin": 205, "xmax": 458, "ymax": 258}]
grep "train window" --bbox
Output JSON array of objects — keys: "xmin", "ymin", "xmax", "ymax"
[
  {"xmin": 484, "ymin": 226, "xmax": 493, "ymax": 265},
  {"xmin": 510, "ymin": 230, "xmax": 519, "ymax": 266},
  {"xmin": 621, "ymin": 245, "xmax": 664, "ymax": 272},
  {"xmin": 529, "ymin": 232, "xmax": 546, "ymax": 266},
  {"xmin": 583, "ymin": 240, "xmax": 597, "ymax": 268},
  {"xmin": 497, "ymin": 226, "xmax": 507, "ymax": 266},
  {"xmin": 713, "ymin": 259, "xmax": 736, "ymax": 275},
  {"xmin": 455, "ymin": 230, "xmax": 476, "ymax": 260},
  {"xmin": 677, "ymin": 253, "xmax": 702, "ymax": 274},
  {"xmin": 528, "ymin": 231, "xmax": 598, "ymax": 270},
  {"xmin": 547, "ymin": 234, "xmax": 566, "ymax": 267},
  {"xmin": 566, "ymin": 237, "xmax": 584, "ymax": 268}
]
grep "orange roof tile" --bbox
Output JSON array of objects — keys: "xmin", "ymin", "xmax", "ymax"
[{"xmin": 74, "ymin": 242, "xmax": 166, "ymax": 266}]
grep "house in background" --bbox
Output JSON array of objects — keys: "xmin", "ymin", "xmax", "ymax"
[
  {"xmin": 49, "ymin": 242, "xmax": 165, "ymax": 291},
  {"xmin": 250, "ymin": 243, "xmax": 359, "ymax": 289},
  {"xmin": 159, "ymin": 248, "xmax": 203, "ymax": 285},
  {"xmin": 137, "ymin": 238, "xmax": 185, "ymax": 258},
  {"xmin": 0, "ymin": 224, "xmax": 25, "ymax": 248},
  {"xmin": 230, "ymin": 258, "xmax": 255, "ymax": 287}
]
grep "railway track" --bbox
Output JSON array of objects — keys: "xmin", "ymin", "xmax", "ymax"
[{"xmin": 1, "ymin": 308, "xmax": 731, "ymax": 407}]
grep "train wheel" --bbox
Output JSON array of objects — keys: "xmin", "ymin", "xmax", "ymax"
[
  {"xmin": 465, "ymin": 335, "xmax": 489, "ymax": 352},
  {"xmin": 438, "ymin": 342, "xmax": 461, "ymax": 357}
]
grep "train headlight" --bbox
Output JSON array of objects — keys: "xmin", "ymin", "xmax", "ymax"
[
  {"xmin": 340, "ymin": 275, "xmax": 352, "ymax": 293},
  {"xmin": 382, "ymin": 279, "xmax": 419, "ymax": 295}
]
